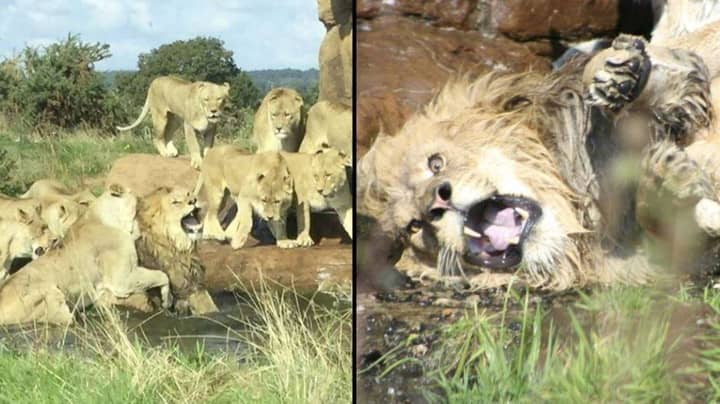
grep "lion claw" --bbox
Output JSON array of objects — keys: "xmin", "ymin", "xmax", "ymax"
[
  {"xmin": 585, "ymin": 34, "xmax": 651, "ymax": 112},
  {"xmin": 276, "ymin": 239, "xmax": 299, "ymax": 249}
]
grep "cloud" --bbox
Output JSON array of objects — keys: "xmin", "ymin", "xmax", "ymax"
[{"xmin": 0, "ymin": 0, "xmax": 326, "ymax": 71}]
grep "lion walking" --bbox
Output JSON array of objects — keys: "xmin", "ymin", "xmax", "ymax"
[{"xmin": 117, "ymin": 76, "xmax": 230, "ymax": 169}]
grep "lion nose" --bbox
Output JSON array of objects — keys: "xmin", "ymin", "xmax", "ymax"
[
  {"xmin": 210, "ymin": 109, "xmax": 218, "ymax": 114},
  {"xmin": 34, "ymin": 246, "xmax": 45, "ymax": 256},
  {"xmin": 436, "ymin": 182, "xmax": 452, "ymax": 202},
  {"xmin": 427, "ymin": 182, "xmax": 453, "ymax": 219}
]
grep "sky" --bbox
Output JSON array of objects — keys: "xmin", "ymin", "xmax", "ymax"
[{"xmin": 0, "ymin": 0, "xmax": 326, "ymax": 71}]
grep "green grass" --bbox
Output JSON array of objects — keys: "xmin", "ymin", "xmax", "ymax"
[
  {"xmin": 372, "ymin": 285, "xmax": 720, "ymax": 403},
  {"xmin": 0, "ymin": 109, "xmax": 256, "ymax": 196},
  {"xmin": 0, "ymin": 283, "xmax": 351, "ymax": 403}
]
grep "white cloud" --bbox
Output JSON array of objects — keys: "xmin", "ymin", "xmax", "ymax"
[{"xmin": 0, "ymin": 0, "xmax": 326, "ymax": 70}]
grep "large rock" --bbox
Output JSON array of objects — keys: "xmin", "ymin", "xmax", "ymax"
[
  {"xmin": 318, "ymin": 23, "xmax": 352, "ymax": 106},
  {"xmin": 356, "ymin": 16, "xmax": 551, "ymax": 158},
  {"xmin": 105, "ymin": 154, "xmax": 197, "ymax": 197},
  {"xmin": 200, "ymin": 242, "xmax": 351, "ymax": 294},
  {"xmin": 490, "ymin": 0, "xmax": 618, "ymax": 41},
  {"xmin": 357, "ymin": 0, "xmax": 620, "ymax": 40},
  {"xmin": 318, "ymin": 0, "xmax": 352, "ymax": 29}
]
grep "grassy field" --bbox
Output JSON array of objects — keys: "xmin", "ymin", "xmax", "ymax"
[
  {"xmin": 0, "ymin": 286, "xmax": 351, "ymax": 403},
  {"xmin": 363, "ymin": 283, "xmax": 720, "ymax": 402},
  {"xmin": 0, "ymin": 124, "xmax": 351, "ymax": 402}
]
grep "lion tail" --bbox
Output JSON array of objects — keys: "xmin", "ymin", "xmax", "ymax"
[{"xmin": 116, "ymin": 94, "xmax": 150, "ymax": 132}]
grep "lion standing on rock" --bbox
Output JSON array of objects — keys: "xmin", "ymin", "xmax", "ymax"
[
  {"xmin": 253, "ymin": 87, "xmax": 306, "ymax": 153},
  {"xmin": 117, "ymin": 76, "xmax": 230, "ymax": 169}
]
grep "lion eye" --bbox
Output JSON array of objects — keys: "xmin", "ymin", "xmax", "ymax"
[
  {"xmin": 171, "ymin": 200, "xmax": 181, "ymax": 205},
  {"xmin": 428, "ymin": 153, "xmax": 445, "ymax": 174}
]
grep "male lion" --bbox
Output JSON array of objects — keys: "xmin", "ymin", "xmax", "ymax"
[
  {"xmin": 117, "ymin": 76, "xmax": 231, "ymax": 169},
  {"xmin": 135, "ymin": 186, "xmax": 218, "ymax": 315},
  {"xmin": 0, "ymin": 209, "xmax": 52, "ymax": 280},
  {"xmin": 253, "ymin": 87, "xmax": 306, "ymax": 153},
  {"xmin": 196, "ymin": 145, "xmax": 295, "ymax": 249},
  {"xmin": 359, "ymin": 32, "xmax": 720, "ymax": 290},
  {"xmin": 281, "ymin": 147, "xmax": 353, "ymax": 247},
  {"xmin": 0, "ymin": 184, "xmax": 171, "ymax": 325}
]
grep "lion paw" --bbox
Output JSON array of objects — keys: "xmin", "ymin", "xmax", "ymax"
[
  {"xmin": 230, "ymin": 234, "xmax": 249, "ymax": 249},
  {"xmin": 166, "ymin": 141, "xmax": 179, "ymax": 158},
  {"xmin": 295, "ymin": 233, "xmax": 315, "ymax": 248},
  {"xmin": 190, "ymin": 155, "xmax": 202, "ymax": 170},
  {"xmin": 585, "ymin": 35, "xmax": 651, "ymax": 112},
  {"xmin": 639, "ymin": 141, "xmax": 713, "ymax": 203},
  {"xmin": 277, "ymin": 239, "xmax": 299, "ymax": 249}
]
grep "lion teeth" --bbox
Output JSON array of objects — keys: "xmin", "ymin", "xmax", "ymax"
[
  {"xmin": 463, "ymin": 226, "xmax": 483, "ymax": 238},
  {"xmin": 515, "ymin": 207, "xmax": 529, "ymax": 220},
  {"xmin": 509, "ymin": 236, "xmax": 520, "ymax": 245}
]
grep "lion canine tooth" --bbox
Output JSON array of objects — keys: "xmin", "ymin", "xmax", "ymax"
[
  {"xmin": 509, "ymin": 236, "xmax": 520, "ymax": 244},
  {"xmin": 463, "ymin": 226, "xmax": 482, "ymax": 238},
  {"xmin": 515, "ymin": 207, "xmax": 529, "ymax": 220}
]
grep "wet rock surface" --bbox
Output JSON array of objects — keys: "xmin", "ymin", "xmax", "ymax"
[
  {"xmin": 356, "ymin": 278, "xmax": 581, "ymax": 403},
  {"xmin": 356, "ymin": 15, "xmax": 551, "ymax": 157}
]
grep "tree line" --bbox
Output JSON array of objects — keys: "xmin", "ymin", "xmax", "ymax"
[{"xmin": 0, "ymin": 34, "xmax": 318, "ymax": 135}]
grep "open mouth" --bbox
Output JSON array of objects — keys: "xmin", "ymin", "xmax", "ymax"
[
  {"xmin": 207, "ymin": 115, "xmax": 220, "ymax": 122},
  {"xmin": 181, "ymin": 208, "xmax": 203, "ymax": 235},
  {"xmin": 462, "ymin": 195, "xmax": 541, "ymax": 269}
]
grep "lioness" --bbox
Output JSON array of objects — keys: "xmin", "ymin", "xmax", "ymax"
[
  {"xmin": 196, "ymin": 145, "xmax": 295, "ymax": 249},
  {"xmin": 299, "ymin": 100, "xmax": 351, "ymax": 157},
  {"xmin": 0, "ymin": 184, "xmax": 171, "ymax": 325},
  {"xmin": 135, "ymin": 186, "xmax": 218, "ymax": 315},
  {"xmin": 19, "ymin": 178, "xmax": 95, "ymax": 238},
  {"xmin": 0, "ymin": 194, "xmax": 75, "ymax": 240},
  {"xmin": 0, "ymin": 209, "xmax": 52, "ymax": 280},
  {"xmin": 117, "ymin": 76, "xmax": 231, "ymax": 169},
  {"xmin": 281, "ymin": 147, "xmax": 352, "ymax": 247},
  {"xmin": 253, "ymin": 87, "xmax": 306, "ymax": 153}
]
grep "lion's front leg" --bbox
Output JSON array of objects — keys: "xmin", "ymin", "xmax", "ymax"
[
  {"xmin": 637, "ymin": 141, "xmax": 717, "ymax": 238},
  {"xmin": 583, "ymin": 35, "xmax": 651, "ymax": 113},
  {"xmin": 226, "ymin": 199, "xmax": 253, "ymax": 249},
  {"xmin": 294, "ymin": 201, "xmax": 315, "ymax": 247},
  {"xmin": 184, "ymin": 122, "xmax": 203, "ymax": 169},
  {"xmin": 269, "ymin": 216, "xmax": 297, "ymax": 249}
]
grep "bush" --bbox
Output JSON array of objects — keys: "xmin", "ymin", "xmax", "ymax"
[{"xmin": 2, "ymin": 34, "xmax": 119, "ymax": 131}]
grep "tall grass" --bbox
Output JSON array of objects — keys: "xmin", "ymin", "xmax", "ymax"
[
  {"xmin": 369, "ymin": 286, "xmax": 720, "ymax": 402},
  {"xmin": 0, "ymin": 282, "xmax": 351, "ymax": 403}
]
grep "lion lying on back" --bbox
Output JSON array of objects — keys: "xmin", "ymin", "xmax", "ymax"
[
  {"xmin": 0, "ymin": 184, "xmax": 170, "ymax": 325},
  {"xmin": 281, "ymin": 147, "xmax": 353, "ymax": 247},
  {"xmin": 117, "ymin": 76, "xmax": 230, "ymax": 169},
  {"xmin": 359, "ymin": 32, "xmax": 720, "ymax": 290},
  {"xmin": 197, "ymin": 145, "xmax": 295, "ymax": 249},
  {"xmin": 253, "ymin": 87, "xmax": 305, "ymax": 153}
]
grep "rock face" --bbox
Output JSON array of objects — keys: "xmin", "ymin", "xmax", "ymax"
[
  {"xmin": 105, "ymin": 154, "xmax": 198, "ymax": 197},
  {"xmin": 356, "ymin": 16, "xmax": 551, "ymax": 157},
  {"xmin": 356, "ymin": 0, "xmax": 619, "ymax": 37},
  {"xmin": 106, "ymin": 153, "xmax": 351, "ymax": 293},
  {"xmin": 318, "ymin": 0, "xmax": 352, "ymax": 106}
]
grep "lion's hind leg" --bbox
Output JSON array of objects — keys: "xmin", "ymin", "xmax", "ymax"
[
  {"xmin": 104, "ymin": 266, "xmax": 172, "ymax": 310},
  {"xmin": 0, "ymin": 285, "xmax": 73, "ymax": 325}
]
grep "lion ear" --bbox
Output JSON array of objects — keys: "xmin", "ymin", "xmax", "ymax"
[
  {"xmin": 58, "ymin": 204, "xmax": 68, "ymax": 218},
  {"xmin": 16, "ymin": 208, "xmax": 32, "ymax": 224},
  {"xmin": 198, "ymin": 82, "xmax": 206, "ymax": 89},
  {"xmin": 108, "ymin": 183, "xmax": 125, "ymax": 197},
  {"xmin": 295, "ymin": 95, "xmax": 304, "ymax": 106},
  {"xmin": 223, "ymin": 82, "xmax": 230, "ymax": 89}
]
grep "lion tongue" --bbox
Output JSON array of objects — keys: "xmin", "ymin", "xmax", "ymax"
[{"xmin": 478, "ymin": 206, "xmax": 522, "ymax": 251}]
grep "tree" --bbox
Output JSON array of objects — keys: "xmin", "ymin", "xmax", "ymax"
[
  {"xmin": 3, "ymin": 34, "xmax": 115, "ymax": 130},
  {"xmin": 117, "ymin": 37, "xmax": 260, "ymax": 110}
]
